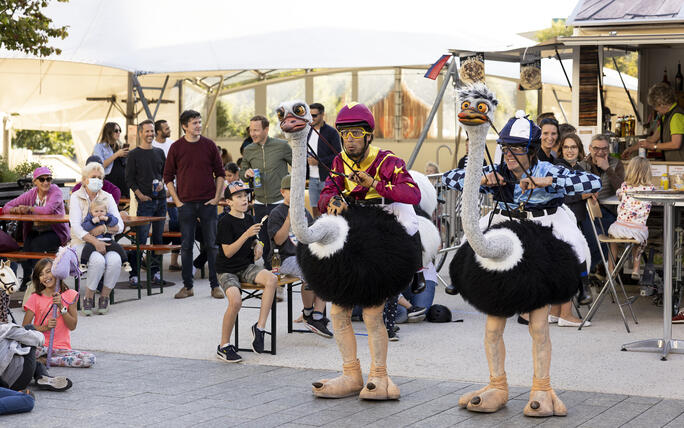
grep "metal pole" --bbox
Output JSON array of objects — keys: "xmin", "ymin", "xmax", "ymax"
[
  {"xmin": 612, "ymin": 57, "xmax": 642, "ymax": 125},
  {"xmin": 407, "ymin": 57, "xmax": 457, "ymax": 169},
  {"xmin": 663, "ymin": 202, "xmax": 673, "ymax": 360},
  {"xmin": 555, "ymin": 47, "xmax": 572, "ymax": 89}
]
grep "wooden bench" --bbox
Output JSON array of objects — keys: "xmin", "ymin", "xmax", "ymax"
[
  {"xmin": 122, "ymin": 244, "xmax": 181, "ymax": 297},
  {"xmin": 233, "ymin": 275, "xmax": 303, "ymax": 355}
]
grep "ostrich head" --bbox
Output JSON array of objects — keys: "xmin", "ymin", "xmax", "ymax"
[
  {"xmin": 456, "ymin": 83, "xmax": 524, "ymax": 270},
  {"xmin": 277, "ymin": 100, "xmax": 349, "ymax": 258},
  {"xmin": 277, "ymin": 101, "xmax": 312, "ymax": 142}
]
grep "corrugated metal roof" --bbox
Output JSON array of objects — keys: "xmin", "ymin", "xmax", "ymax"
[{"xmin": 568, "ymin": 0, "xmax": 684, "ymax": 26}]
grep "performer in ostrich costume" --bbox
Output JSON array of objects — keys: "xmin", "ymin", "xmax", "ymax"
[
  {"xmin": 443, "ymin": 83, "xmax": 601, "ymax": 417},
  {"xmin": 277, "ymin": 101, "xmax": 426, "ymax": 400}
]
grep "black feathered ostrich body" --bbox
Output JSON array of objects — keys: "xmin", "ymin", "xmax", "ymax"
[
  {"xmin": 447, "ymin": 83, "xmax": 578, "ymax": 417},
  {"xmin": 278, "ymin": 100, "xmax": 417, "ymax": 401}
]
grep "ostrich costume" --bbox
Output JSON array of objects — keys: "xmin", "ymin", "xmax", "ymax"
[
  {"xmin": 277, "ymin": 101, "xmax": 421, "ymax": 400},
  {"xmin": 445, "ymin": 84, "xmax": 601, "ymax": 417}
]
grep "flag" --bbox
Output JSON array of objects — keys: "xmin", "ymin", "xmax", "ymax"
[{"xmin": 424, "ymin": 55, "xmax": 451, "ymax": 80}]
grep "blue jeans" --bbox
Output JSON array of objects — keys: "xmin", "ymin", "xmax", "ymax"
[
  {"xmin": 132, "ymin": 198, "xmax": 167, "ymax": 275},
  {"xmin": 580, "ymin": 205, "xmax": 616, "ymax": 270},
  {"xmin": 308, "ymin": 177, "xmax": 325, "ymax": 212},
  {"xmin": 396, "ymin": 280, "xmax": 437, "ymax": 323},
  {"xmin": 179, "ymin": 202, "xmax": 218, "ymax": 289},
  {"xmin": 0, "ymin": 388, "xmax": 34, "ymax": 415}
]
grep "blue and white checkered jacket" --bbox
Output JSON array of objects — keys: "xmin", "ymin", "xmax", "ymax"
[{"xmin": 442, "ymin": 160, "xmax": 602, "ymax": 211}]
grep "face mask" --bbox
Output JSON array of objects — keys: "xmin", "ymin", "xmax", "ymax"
[{"xmin": 87, "ymin": 177, "xmax": 103, "ymax": 193}]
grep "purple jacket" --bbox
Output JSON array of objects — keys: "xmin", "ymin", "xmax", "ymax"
[{"xmin": 3, "ymin": 184, "xmax": 70, "ymax": 245}]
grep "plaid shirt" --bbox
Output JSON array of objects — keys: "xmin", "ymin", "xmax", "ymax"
[{"xmin": 442, "ymin": 160, "xmax": 602, "ymax": 211}]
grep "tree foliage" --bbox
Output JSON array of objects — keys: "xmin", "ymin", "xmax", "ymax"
[
  {"xmin": 0, "ymin": 0, "xmax": 69, "ymax": 57},
  {"xmin": 535, "ymin": 20, "xmax": 573, "ymax": 43},
  {"xmin": 604, "ymin": 51, "xmax": 638, "ymax": 78},
  {"xmin": 216, "ymin": 100, "xmax": 252, "ymax": 138},
  {"xmin": 13, "ymin": 129, "xmax": 75, "ymax": 158}
]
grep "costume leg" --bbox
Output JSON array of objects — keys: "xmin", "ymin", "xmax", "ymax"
[
  {"xmin": 459, "ymin": 315, "xmax": 508, "ymax": 412},
  {"xmin": 524, "ymin": 305, "xmax": 567, "ymax": 417},
  {"xmin": 359, "ymin": 303, "xmax": 400, "ymax": 400},
  {"xmin": 312, "ymin": 304, "xmax": 363, "ymax": 398}
]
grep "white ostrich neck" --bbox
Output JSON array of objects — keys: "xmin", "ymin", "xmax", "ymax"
[
  {"xmin": 287, "ymin": 126, "xmax": 323, "ymax": 244},
  {"xmin": 461, "ymin": 123, "xmax": 514, "ymax": 260}
]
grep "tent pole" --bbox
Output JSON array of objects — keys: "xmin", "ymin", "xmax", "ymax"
[
  {"xmin": 407, "ymin": 55, "xmax": 458, "ymax": 169},
  {"xmin": 204, "ymin": 76, "xmax": 224, "ymax": 138},
  {"xmin": 151, "ymin": 75, "xmax": 170, "ymax": 121},
  {"xmin": 126, "ymin": 73, "xmax": 135, "ymax": 127}
]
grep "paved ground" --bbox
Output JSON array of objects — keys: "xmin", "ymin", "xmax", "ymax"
[{"xmin": 6, "ymin": 351, "xmax": 684, "ymax": 428}]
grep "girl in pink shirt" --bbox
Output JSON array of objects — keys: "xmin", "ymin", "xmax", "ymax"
[
  {"xmin": 22, "ymin": 258, "xmax": 95, "ymax": 368},
  {"xmin": 607, "ymin": 157, "xmax": 655, "ymax": 280}
]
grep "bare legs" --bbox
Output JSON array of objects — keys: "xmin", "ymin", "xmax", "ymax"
[
  {"xmin": 524, "ymin": 306, "xmax": 566, "ymax": 417},
  {"xmin": 458, "ymin": 315, "xmax": 508, "ymax": 412}
]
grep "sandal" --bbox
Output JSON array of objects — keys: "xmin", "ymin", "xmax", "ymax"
[{"xmin": 36, "ymin": 376, "xmax": 73, "ymax": 392}]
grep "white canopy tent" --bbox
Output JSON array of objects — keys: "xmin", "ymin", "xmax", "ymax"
[{"xmin": 0, "ymin": 0, "xmax": 589, "ymax": 165}]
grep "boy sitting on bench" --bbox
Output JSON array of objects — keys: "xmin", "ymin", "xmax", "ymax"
[{"xmin": 216, "ymin": 180, "xmax": 278, "ymax": 363}]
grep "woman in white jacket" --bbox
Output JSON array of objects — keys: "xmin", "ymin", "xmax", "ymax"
[{"xmin": 69, "ymin": 162, "xmax": 124, "ymax": 315}]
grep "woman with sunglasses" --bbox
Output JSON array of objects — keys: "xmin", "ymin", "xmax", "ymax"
[
  {"xmin": 93, "ymin": 122, "xmax": 129, "ymax": 199},
  {"xmin": 3, "ymin": 167, "xmax": 70, "ymax": 291}
]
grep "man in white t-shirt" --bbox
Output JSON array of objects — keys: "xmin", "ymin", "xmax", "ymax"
[
  {"xmin": 306, "ymin": 103, "xmax": 341, "ymax": 217},
  {"xmin": 153, "ymin": 119, "xmax": 181, "ymax": 269}
]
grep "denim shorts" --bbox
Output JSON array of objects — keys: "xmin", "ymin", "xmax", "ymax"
[{"xmin": 218, "ymin": 264, "xmax": 263, "ymax": 291}]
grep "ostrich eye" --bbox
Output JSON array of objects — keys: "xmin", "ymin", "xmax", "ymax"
[
  {"xmin": 276, "ymin": 108, "xmax": 285, "ymax": 121},
  {"xmin": 461, "ymin": 101, "xmax": 471, "ymax": 110},
  {"xmin": 477, "ymin": 102, "xmax": 489, "ymax": 113},
  {"xmin": 293, "ymin": 104, "xmax": 306, "ymax": 117}
]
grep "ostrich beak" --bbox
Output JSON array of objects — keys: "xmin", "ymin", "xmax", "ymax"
[
  {"xmin": 458, "ymin": 108, "xmax": 488, "ymax": 125},
  {"xmin": 280, "ymin": 114, "xmax": 308, "ymax": 133}
]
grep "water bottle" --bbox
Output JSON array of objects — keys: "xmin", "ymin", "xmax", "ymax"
[
  {"xmin": 152, "ymin": 179, "xmax": 159, "ymax": 197},
  {"xmin": 271, "ymin": 249, "xmax": 281, "ymax": 276},
  {"xmin": 253, "ymin": 168, "xmax": 262, "ymax": 188},
  {"xmin": 661, "ymin": 174, "xmax": 670, "ymax": 190}
]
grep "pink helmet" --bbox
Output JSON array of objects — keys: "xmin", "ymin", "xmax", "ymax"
[{"xmin": 335, "ymin": 102, "xmax": 375, "ymax": 131}]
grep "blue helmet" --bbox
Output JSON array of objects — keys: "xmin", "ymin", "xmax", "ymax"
[{"xmin": 496, "ymin": 110, "xmax": 541, "ymax": 152}]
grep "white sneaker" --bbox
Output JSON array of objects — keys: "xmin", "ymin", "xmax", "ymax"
[
  {"xmin": 548, "ymin": 315, "xmax": 559, "ymax": 324},
  {"xmin": 558, "ymin": 318, "xmax": 590, "ymax": 327},
  {"xmin": 192, "ymin": 266, "xmax": 198, "ymax": 278}
]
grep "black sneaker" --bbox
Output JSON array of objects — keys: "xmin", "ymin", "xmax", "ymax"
[
  {"xmin": 216, "ymin": 344, "xmax": 242, "ymax": 363},
  {"xmin": 388, "ymin": 328, "xmax": 399, "ymax": 342},
  {"xmin": 251, "ymin": 323, "xmax": 266, "ymax": 353},
  {"xmin": 306, "ymin": 314, "xmax": 333, "ymax": 338},
  {"xmin": 407, "ymin": 305, "xmax": 426, "ymax": 318}
]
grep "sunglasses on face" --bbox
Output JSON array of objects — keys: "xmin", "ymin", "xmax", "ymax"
[
  {"xmin": 36, "ymin": 176, "xmax": 53, "ymax": 183},
  {"xmin": 339, "ymin": 129, "xmax": 371, "ymax": 139},
  {"xmin": 311, "ymin": 114, "xmax": 319, "ymax": 118},
  {"xmin": 504, "ymin": 146, "xmax": 528, "ymax": 154},
  {"xmin": 591, "ymin": 146, "xmax": 609, "ymax": 152},
  {"xmin": 113, "ymin": 129, "xmax": 121, "ymax": 133}
]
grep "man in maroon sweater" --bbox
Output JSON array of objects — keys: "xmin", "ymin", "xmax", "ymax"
[{"xmin": 163, "ymin": 110, "xmax": 225, "ymax": 299}]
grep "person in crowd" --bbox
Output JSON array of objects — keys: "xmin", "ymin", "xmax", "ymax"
[
  {"xmin": 0, "ymin": 387, "xmax": 34, "ymax": 415},
  {"xmin": 579, "ymin": 134, "xmax": 625, "ymax": 272},
  {"xmin": 267, "ymin": 175, "xmax": 332, "ymax": 338},
  {"xmin": 22, "ymin": 258, "xmax": 96, "ymax": 367},
  {"xmin": 221, "ymin": 148, "xmax": 233, "ymax": 165},
  {"xmin": 69, "ymin": 161, "xmax": 124, "ymax": 314},
  {"xmin": 623, "ymin": 83, "xmax": 684, "ymax": 161},
  {"xmin": 425, "ymin": 161, "xmax": 439, "ymax": 176},
  {"xmin": 537, "ymin": 117, "xmax": 560, "ymax": 163},
  {"xmin": 216, "ymin": 180, "xmax": 278, "ymax": 361},
  {"xmin": 93, "ymin": 122, "xmax": 129, "ymax": 199},
  {"xmin": 4, "ymin": 167, "xmax": 69, "ymax": 291},
  {"xmin": 126, "ymin": 119, "xmax": 167, "ymax": 287},
  {"xmin": 307, "ymin": 103, "xmax": 341, "ymax": 218},
  {"xmin": 607, "ymin": 157, "xmax": 654, "ymax": 282},
  {"xmin": 0, "ymin": 322, "xmax": 72, "ymax": 393},
  {"xmin": 555, "ymin": 133, "xmax": 593, "ymax": 305},
  {"xmin": 152, "ymin": 120, "xmax": 180, "ymax": 270},
  {"xmin": 72, "ymin": 156, "xmax": 122, "ymax": 204},
  {"xmin": 240, "ymin": 115, "xmax": 292, "ymax": 271},
  {"xmin": 164, "ymin": 110, "xmax": 225, "ymax": 299},
  {"xmin": 224, "ymin": 162, "xmax": 239, "ymax": 183},
  {"xmin": 239, "ymin": 126, "xmax": 253, "ymax": 156},
  {"xmin": 153, "ymin": 119, "xmax": 174, "ymax": 153},
  {"xmin": 558, "ymin": 123, "xmax": 576, "ymax": 137},
  {"xmin": 395, "ymin": 264, "xmax": 436, "ymax": 324},
  {"xmin": 536, "ymin": 112, "xmax": 556, "ymax": 125},
  {"xmin": 79, "ymin": 200, "xmax": 131, "ymax": 274}
]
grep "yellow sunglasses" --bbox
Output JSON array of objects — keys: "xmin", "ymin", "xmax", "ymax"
[{"xmin": 338, "ymin": 128, "xmax": 372, "ymax": 139}]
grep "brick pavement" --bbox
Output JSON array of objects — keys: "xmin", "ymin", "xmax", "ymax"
[{"xmin": 5, "ymin": 352, "xmax": 684, "ymax": 427}]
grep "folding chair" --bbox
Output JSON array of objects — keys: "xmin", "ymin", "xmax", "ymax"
[{"xmin": 580, "ymin": 199, "xmax": 639, "ymax": 332}]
